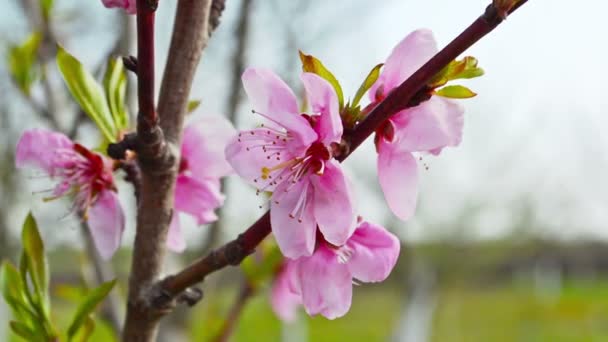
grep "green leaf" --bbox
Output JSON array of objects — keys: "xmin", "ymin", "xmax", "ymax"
[
  {"xmin": 103, "ymin": 57, "xmax": 129, "ymax": 131},
  {"xmin": 8, "ymin": 33, "xmax": 42, "ymax": 95},
  {"xmin": 351, "ymin": 63, "xmax": 383, "ymax": 108},
  {"xmin": 20, "ymin": 213, "xmax": 49, "ymax": 306},
  {"xmin": 73, "ymin": 316, "xmax": 95, "ymax": 342},
  {"xmin": 1, "ymin": 262, "xmax": 29, "ymax": 318},
  {"xmin": 67, "ymin": 279, "xmax": 116, "ymax": 340},
  {"xmin": 187, "ymin": 100, "xmax": 201, "ymax": 113},
  {"xmin": 428, "ymin": 56, "xmax": 484, "ymax": 88},
  {"xmin": 57, "ymin": 45, "xmax": 116, "ymax": 142},
  {"xmin": 9, "ymin": 321, "xmax": 38, "ymax": 341},
  {"xmin": 435, "ymin": 85, "xmax": 477, "ymax": 99},
  {"xmin": 299, "ymin": 51, "xmax": 344, "ymax": 110}
]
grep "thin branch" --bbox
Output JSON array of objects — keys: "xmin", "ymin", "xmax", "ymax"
[
  {"xmin": 212, "ymin": 282, "xmax": 255, "ymax": 342},
  {"xmin": 154, "ymin": 0, "xmax": 529, "ymax": 305}
]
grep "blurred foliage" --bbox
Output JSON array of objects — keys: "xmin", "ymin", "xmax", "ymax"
[{"xmin": 1, "ymin": 213, "xmax": 117, "ymax": 342}]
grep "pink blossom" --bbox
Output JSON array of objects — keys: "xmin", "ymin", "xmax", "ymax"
[
  {"xmin": 370, "ymin": 29, "xmax": 464, "ymax": 220},
  {"xmin": 271, "ymin": 220, "xmax": 400, "ymax": 320},
  {"xmin": 101, "ymin": 0, "xmax": 136, "ymax": 14},
  {"xmin": 167, "ymin": 116, "xmax": 236, "ymax": 252},
  {"xmin": 15, "ymin": 128, "xmax": 125, "ymax": 259},
  {"xmin": 226, "ymin": 68, "xmax": 356, "ymax": 259}
]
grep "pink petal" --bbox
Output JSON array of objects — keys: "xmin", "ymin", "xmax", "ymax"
[
  {"xmin": 242, "ymin": 68, "xmax": 317, "ymax": 147},
  {"xmin": 311, "ymin": 161, "xmax": 356, "ymax": 246},
  {"xmin": 346, "ymin": 221, "xmax": 400, "ymax": 283},
  {"xmin": 300, "ymin": 73, "xmax": 342, "ymax": 145},
  {"xmin": 87, "ymin": 191, "xmax": 125, "ymax": 260},
  {"xmin": 101, "ymin": 0, "xmax": 136, "ymax": 14},
  {"xmin": 377, "ymin": 139, "xmax": 418, "ymax": 220},
  {"xmin": 392, "ymin": 96, "xmax": 464, "ymax": 153},
  {"xmin": 271, "ymin": 261, "xmax": 302, "ymax": 322},
  {"xmin": 15, "ymin": 128, "xmax": 73, "ymax": 175},
  {"xmin": 297, "ymin": 246, "xmax": 352, "ymax": 319},
  {"xmin": 270, "ymin": 180, "xmax": 317, "ymax": 258},
  {"xmin": 197, "ymin": 210, "xmax": 219, "ymax": 225},
  {"xmin": 369, "ymin": 29, "xmax": 438, "ymax": 100},
  {"xmin": 225, "ymin": 129, "xmax": 296, "ymax": 191},
  {"xmin": 167, "ymin": 215, "xmax": 186, "ymax": 252},
  {"xmin": 174, "ymin": 174, "xmax": 224, "ymax": 225},
  {"xmin": 182, "ymin": 115, "xmax": 236, "ymax": 179}
]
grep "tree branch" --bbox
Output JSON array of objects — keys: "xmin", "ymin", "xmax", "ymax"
[
  {"xmin": 153, "ymin": 0, "xmax": 529, "ymax": 305},
  {"xmin": 121, "ymin": 0, "xmax": 226, "ymax": 340}
]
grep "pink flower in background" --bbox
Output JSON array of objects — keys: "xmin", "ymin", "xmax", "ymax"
[
  {"xmin": 101, "ymin": 0, "xmax": 136, "ymax": 14},
  {"xmin": 167, "ymin": 115, "xmax": 237, "ymax": 252},
  {"xmin": 369, "ymin": 29, "xmax": 464, "ymax": 221},
  {"xmin": 271, "ymin": 220, "xmax": 400, "ymax": 320},
  {"xmin": 226, "ymin": 68, "xmax": 356, "ymax": 259},
  {"xmin": 15, "ymin": 128, "xmax": 125, "ymax": 259}
]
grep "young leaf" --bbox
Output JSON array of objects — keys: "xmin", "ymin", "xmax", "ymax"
[
  {"xmin": 1, "ymin": 262, "xmax": 29, "ymax": 318},
  {"xmin": 103, "ymin": 58, "xmax": 129, "ymax": 131},
  {"xmin": 435, "ymin": 85, "xmax": 477, "ymax": 99},
  {"xmin": 187, "ymin": 99, "xmax": 201, "ymax": 113},
  {"xmin": 21, "ymin": 213, "xmax": 49, "ymax": 305},
  {"xmin": 8, "ymin": 33, "xmax": 42, "ymax": 96},
  {"xmin": 9, "ymin": 321, "xmax": 39, "ymax": 342},
  {"xmin": 57, "ymin": 45, "xmax": 116, "ymax": 142},
  {"xmin": 67, "ymin": 279, "xmax": 116, "ymax": 340},
  {"xmin": 299, "ymin": 51, "xmax": 344, "ymax": 110},
  {"xmin": 351, "ymin": 63, "xmax": 383, "ymax": 108}
]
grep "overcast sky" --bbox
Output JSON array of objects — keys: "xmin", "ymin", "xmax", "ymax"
[{"xmin": 1, "ymin": 0, "xmax": 607, "ymax": 248}]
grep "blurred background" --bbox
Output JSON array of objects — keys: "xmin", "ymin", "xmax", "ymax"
[{"xmin": 1, "ymin": 0, "xmax": 608, "ymax": 341}]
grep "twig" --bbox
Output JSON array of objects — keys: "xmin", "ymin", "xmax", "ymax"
[
  {"xmin": 153, "ymin": 0, "xmax": 529, "ymax": 305},
  {"xmin": 212, "ymin": 282, "xmax": 255, "ymax": 342}
]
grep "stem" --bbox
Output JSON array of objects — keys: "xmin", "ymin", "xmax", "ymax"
[
  {"xmin": 155, "ymin": 0, "xmax": 529, "ymax": 303},
  {"xmin": 212, "ymin": 283, "xmax": 255, "ymax": 342},
  {"xmin": 136, "ymin": 0, "xmax": 157, "ymax": 131}
]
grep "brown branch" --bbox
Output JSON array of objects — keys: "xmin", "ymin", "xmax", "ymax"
[
  {"xmin": 212, "ymin": 282, "xmax": 255, "ymax": 342},
  {"xmin": 121, "ymin": 0, "xmax": 226, "ymax": 340},
  {"xmin": 153, "ymin": 0, "xmax": 529, "ymax": 306}
]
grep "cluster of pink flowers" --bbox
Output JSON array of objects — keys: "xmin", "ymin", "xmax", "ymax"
[
  {"xmin": 225, "ymin": 29, "xmax": 465, "ymax": 320},
  {"xmin": 16, "ymin": 116, "xmax": 235, "ymax": 258}
]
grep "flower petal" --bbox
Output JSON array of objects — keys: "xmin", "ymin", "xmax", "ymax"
[
  {"xmin": 297, "ymin": 246, "xmax": 352, "ymax": 319},
  {"xmin": 270, "ymin": 180, "xmax": 316, "ymax": 258},
  {"xmin": 87, "ymin": 191, "xmax": 125, "ymax": 260},
  {"xmin": 311, "ymin": 161, "xmax": 356, "ymax": 246},
  {"xmin": 174, "ymin": 175, "xmax": 224, "ymax": 225},
  {"xmin": 346, "ymin": 221, "xmax": 400, "ymax": 283},
  {"xmin": 392, "ymin": 96, "xmax": 464, "ymax": 153},
  {"xmin": 15, "ymin": 128, "xmax": 73, "ymax": 175},
  {"xmin": 271, "ymin": 261, "xmax": 302, "ymax": 322},
  {"xmin": 182, "ymin": 115, "xmax": 236, "ymax": 179},
  {"xmin": 225, "ymin": 129, "xmax": 299, "ymax": 191},
  {"xmin": 167, "ymin": 215, "xmax": 186, "ymax": 252},
  {"xmin": 242, "ymin": 68, "xmax": 317, "ymax": 147},
  {"xmin": 369, "ymin": 29, "xmax": 438, "ymax": 100},
  {"xmin": 377, "ymin": 140, "xmax": 419, "ymax": 220},
  {"xmin": 300, "ymin": 73, "xmax": 342, "ymax": 145}
]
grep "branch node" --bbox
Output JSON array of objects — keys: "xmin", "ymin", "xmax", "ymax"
[
  {"xmin": 123, "ymin": 55, "xmax": 138, "ymax": 73},
  {"xmin": 107, "ymin": 133, "xmax": 138, "ymax": 160},
  {"xmin": 177, "ymin": 287, "xmax": 204, "ymax": 307}
]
